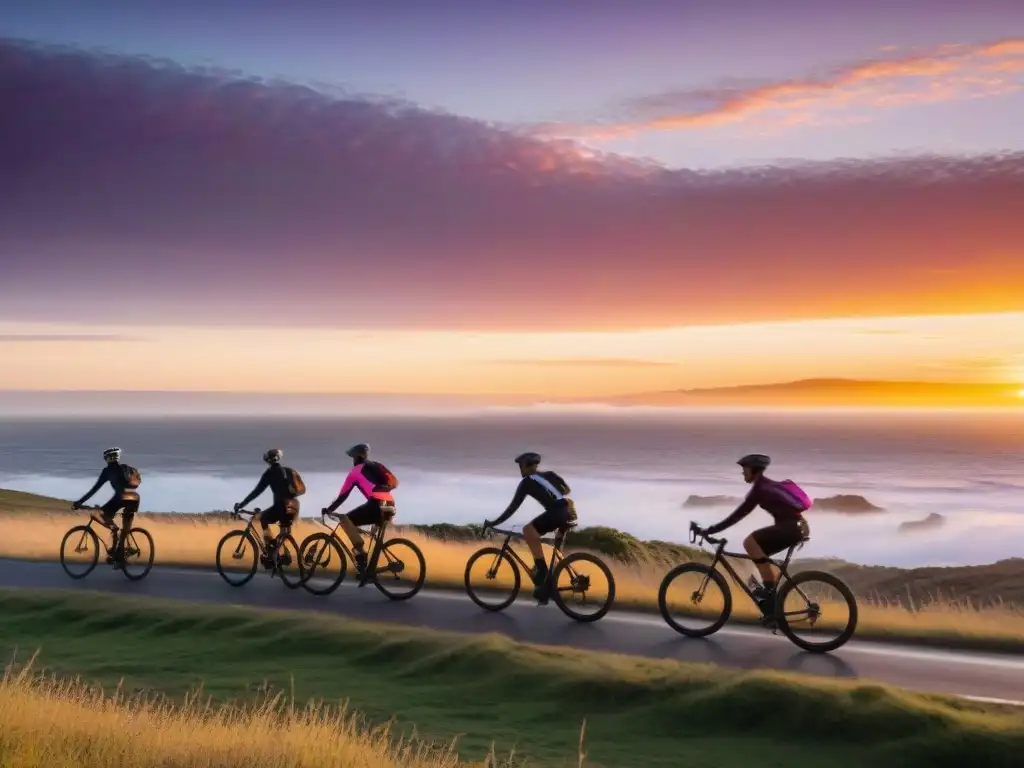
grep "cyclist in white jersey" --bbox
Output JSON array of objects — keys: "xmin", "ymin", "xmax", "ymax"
[{"xmin": 484, "ymin": 452, "xmax": 577, "ymax": 601}]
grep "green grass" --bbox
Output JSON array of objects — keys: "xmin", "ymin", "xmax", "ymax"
[{"xmin": 0, "ymin": 590, "xmax": 1021, "ymax": 767}]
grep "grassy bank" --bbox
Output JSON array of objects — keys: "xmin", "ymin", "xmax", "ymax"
[
  {"xmin": 2, "ymin": 590, "xmax": 1023, "ymax": 767},
  {"xmin": 3, "ymin": 489, "xmax": 1024, "ymax": 654}
]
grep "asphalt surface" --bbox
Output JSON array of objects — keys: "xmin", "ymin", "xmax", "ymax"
[{"xmin": 3, "ymin": 559, "xmax": 1023, "ymax": 705}]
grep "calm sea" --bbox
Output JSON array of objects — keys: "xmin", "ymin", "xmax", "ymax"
[{"xmin": 1, "ymin": 409, "xmax": 1021, "ymax": 568}]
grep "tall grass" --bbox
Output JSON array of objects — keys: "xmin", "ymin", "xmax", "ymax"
[
  {"xmin": 3, "ymin": 508, "xmax": 1024, "ymax": 650},
  {"xmin": 0, "ymin": 656, "xmax": 512, "ymax": 767}
]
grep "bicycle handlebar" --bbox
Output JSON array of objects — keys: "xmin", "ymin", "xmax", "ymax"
[
  {"xmin": 231, "ymin": 508, "xmax": 260, "ymax": 520},
  {"xmin": 689, "ymin": 521, "xmax": 724, "ymax": 547}
]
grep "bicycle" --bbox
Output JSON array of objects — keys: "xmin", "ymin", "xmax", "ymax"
[
  {"xmin": 59, "ymin": 506, "xmax": 155, "ymax": 581},
  {"xmin": 657, "ymin": 521, "xmax": 858, "ymax": 653},
  {"xmin": 297, "ymin": 509, "xmax": 426, "ymax": 601},
  {"xmin": 464, "ymin": 523, "xmax": 616, "ymax": 623},
  {"xmin": 214, "ymin": 508, "xmax": 304, "ymax": 589}
]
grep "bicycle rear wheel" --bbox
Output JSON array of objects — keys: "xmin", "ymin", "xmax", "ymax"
[
  {"xmin": 121, "ymin": 527, "xmax": 155, "ymax": 581},
  {"xmin": 216, "ymin": 530, "xmax": 259, "ymax": 586},
  {"xmin": 776, "ymin": 570, "xmax": 858, "ymax": 653},
  {"xmin": 658, "ymin": 563, "xmax": 732, "ymax": 637},
  {"xmin": 464, "ymin": 546, "xmax": 521, "ymax": 611},
  {"xmin": 275, "ymin": 534, "xmax": 304, "ymax": 589},
  {"xmin": 550, "ymin": 552, "xmax": 615, "ymax": 623},
  {"xmin": 299, "ymin": 532, "xmax": 348, "ymax": 595},
  {"xmin": 60, "ymin": 525, "xmax": 100, "ymax": 579},
  {"xmin": 372, "ymin": 537, "xmax": 426, "ymax": 600}
]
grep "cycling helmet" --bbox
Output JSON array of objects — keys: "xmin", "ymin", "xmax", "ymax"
[
  {"xmin": 263, "ymin": 448, "xmax": 283, "ymax": 464},
  {"xmin": 514, "ymin": 452, "xmax": 542, "ymax": 466},
  {"xmin": 103, "ymin": 447, "xmax": 122, "ymax": 462},
  {"xmin": 346, "ymin": 443, "xmax": 370, "ymax": 459},
  {"xmin": 737, "ymin": 453, "xmax": 771, "ymax": 470}
]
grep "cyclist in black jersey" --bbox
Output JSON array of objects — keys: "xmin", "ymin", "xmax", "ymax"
[
  {"xmin": 234, "ymin": 448, "xmax": 299, "ymax": 568},
  {"xmin": 484, "ymin": 452, "xmax": 577, "ymax": 602},
  {"xmin": 71, "ymin": 447, "xmax": 139, "ymax": 569}
]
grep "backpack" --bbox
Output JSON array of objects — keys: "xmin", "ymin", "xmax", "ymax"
[
  {"xmin": 776, "ymin": 479, "xmax": 812, "ymax": 512},
  {"xmin": 371, "ymin": 461, "xmax": 399, "ymax": 491},
  {"xmin": 284, "ymin": 467, "xmax": 306, "ymax": 497},
  {"xmin": 121, "ymin": 464, "xmax": 142, "ymax": 489}
]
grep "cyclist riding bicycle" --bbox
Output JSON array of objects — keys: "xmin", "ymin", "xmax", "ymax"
[
  {"xmin": 71, "ymin": 447, "xmax": 141, "ymax": 569},
  {"xmin": 483, "ymin": 452, "xmax": 577, "ymax": 603},
  {"xmin": 234, "ymin": 448, "xmax": 303, "ymax": 568},
  {"xmin": 696, "ymin": 454, "xmax": 811, "ymax": 614},
  {"xmin": 322, "ymin": 443, "xmax": 398, "ymax": 583}
]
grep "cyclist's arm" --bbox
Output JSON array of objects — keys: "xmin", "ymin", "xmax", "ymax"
[
  {"xmin": 705, "ymin": 493, "xmax": 757, "ymax": 535},
  {"xmin": 75, "ymin": 468, "xmax": 109, "ymax": 506},
  {"xmin": 325, "ymin": 468, "xmax": 359, "ymax": 513},
  {"xmin": 238, "ymin": 470, "xmax": 270, "ymax": 509},
  {"xmin": 490, "ymin": 479, "xmax": 528, "ymax": 527}
]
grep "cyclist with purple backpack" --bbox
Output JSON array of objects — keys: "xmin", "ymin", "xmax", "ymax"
[{"xmin": 698, "ymin": 454, "xmax": 812, "ymax": 614}]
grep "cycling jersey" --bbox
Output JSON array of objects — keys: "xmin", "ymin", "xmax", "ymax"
[
  {"xmin": 239, "ymin": 465, "xmax": 296, "ymax": 509},
  {"xmin": 707, "ymin": 475, "xmax": 805, "ymax": 535},
  {"xmin": 337, "ymin": 461, "xmax": 395, "ymax": 504},
  {"xmin": 497, "ymin": 471, "xmax": 571, "ymax": 521},
  {"xmin": 75, "ymin": 463, "xmax": 137, "ymax": 506}
]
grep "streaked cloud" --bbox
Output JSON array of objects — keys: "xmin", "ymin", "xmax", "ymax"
[
  {"xmin": 0, "ymin": 333, "xmax": 144, "ymax": 343},
  {"xmin": 2, "ymin": 38, "xmax": 1023, "ymax": 333},
  {"xmin": 542, "ymin": 38, "xmax": 1024, "ymax": 139},
  {"xmin": 486, "ymin": 358, "xmax": 679, "ymax": 368}
]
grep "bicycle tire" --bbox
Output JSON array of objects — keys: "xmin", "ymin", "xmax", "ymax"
[
  {"xmin": 60, "ymin": 525, "xmax": 100, "ymax": 579},
  {"xmin": 776, "ymin": 570, "xmax": 858, "ymax": 654},
  {"xmin": 275, "ymin": 534, "xmax": 304, "ymax": 589},
  {"xmin": 550, "ymin": 551, "xmax": 616, "ymax": 623},
  {"xmin": 121, "ymin": 527, "xmax": 155, "ymax": 581},
  {"xmin": 657, "ymin": 562, "xmax": 732, "ymax": 638},
  {"xmin": 372, "ymin": 537, "xmax": 426, "ymax": 601},
  {"xmin": 464, "ymin": 546, "xmax": 521, "ymax": 612},
  {"xmin": 215, "ymin": 529, "xmax": 259, "ymax": 587},
  {"xmin": 298, "ymin": 532, "xmax": 348, "ymax": 596}
]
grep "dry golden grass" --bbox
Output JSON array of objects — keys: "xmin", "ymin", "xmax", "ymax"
[
  {"xmin": 3, "ymin": 503, "xmax": 1024, "ymax": 650},
  {"xmin": 0, "ymin": 657, "xmax": 509, "ymax": 768}
]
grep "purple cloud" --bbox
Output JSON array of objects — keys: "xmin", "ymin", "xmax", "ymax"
[{"xmin": 2, "ymin": 37, "xmax": 1024, "ymax": 331}]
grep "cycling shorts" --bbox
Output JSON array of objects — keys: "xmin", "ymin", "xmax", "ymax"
[
  {"xmin": 260, "ymin": 499, "xmax": 299, "ymax": 527},
  {"xmin": 750, "ymin": 518, "xmax": 809, "ymax": 556},
  {"xmin": 346, "ymin": 498, "xmax": 396, "ymax": 528},
  {"xmin": 101, "ymin": 494, "xmax": 140, "ymax": 526},
  {"xmin": 530, "ymin": 499, "xmax": 577, "ymax": 536}
]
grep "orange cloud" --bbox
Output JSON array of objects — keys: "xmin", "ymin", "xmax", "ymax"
[{"xmin": 543, "ymin": 38, "xmax": 1024, "ymax": 140}]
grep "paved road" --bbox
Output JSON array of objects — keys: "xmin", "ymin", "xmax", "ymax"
[{"xmin": 3, "ymin": 559, "xmax": 1023, "ymax": 704}]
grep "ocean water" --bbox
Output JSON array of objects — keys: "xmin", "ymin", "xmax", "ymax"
[{"xmin": 0, "ymin": 409, "xmax": 1021, "ymax": 568}]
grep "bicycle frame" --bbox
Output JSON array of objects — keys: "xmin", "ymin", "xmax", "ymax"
[
  {"xmin": 314, "ymin": 512, "xmax": 392, "ymax": 576},
  {"xmin": 487, "ymin": 526, "xmax": 570, "ymax": 577},
  {"xmin": 698, "ymin": 532, "xmax": 804, "ymax": 608}
]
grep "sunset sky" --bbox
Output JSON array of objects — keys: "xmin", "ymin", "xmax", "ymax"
[{"xmin": 2, "ymin": 1, "xmax": 1023, "ymax": 399}]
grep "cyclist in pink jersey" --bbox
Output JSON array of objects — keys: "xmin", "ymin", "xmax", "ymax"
[{"xmin": 322, "ymin": 443, "xmax": 397, "ymax": 580}]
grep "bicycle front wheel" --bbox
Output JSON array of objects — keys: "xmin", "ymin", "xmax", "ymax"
[
  {"xmin": 658, "ymin": 563, "xmax": 732, "ymax": 637},
  {"xmin": 464, "ymin": 546, "xmax": 521, "ymax": 611},
  {"xmin": 372, "ymin": 537, "xmax": 426, "ymax": 601},
  {"xmin": 776, "ymin": 570, "xmax": 858, "ymax": 653},
  {"xmin": 60, "ymin": 525, "xmax": 100, "ymax": 579},
  {"xmin": 299, "ymin": 532, "xmax": 348, "ymax": 595},
  {"xmin": 550, "ymin": 552, "xmax": 615, "ymax": 623},
  {"xmin": 121, "ymin": 527, "xmax": 155, "ymax": 581},
  {"xmin": 216, "ymin": 530, "xmax": 259, "ymax": 586}
]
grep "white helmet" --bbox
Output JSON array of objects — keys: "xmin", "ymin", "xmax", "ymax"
[{"xmin": 103, "ymin": 447, "xmax": 122, "ymax": 462}]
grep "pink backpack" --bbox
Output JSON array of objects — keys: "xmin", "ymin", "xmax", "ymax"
[{"xmin": 776, "ymin": 479, "xmax": 813, "ymax": 512}]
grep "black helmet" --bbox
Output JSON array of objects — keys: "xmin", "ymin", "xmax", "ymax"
[
  {"xmin": 515, "ymin": 452, "xmax": 542, "ymax": 466},
  {"xmin": 737, "ymin": 453, "xmax": 771, "ymax": 470},
  {"xmin": 263, "ymin": 448, "xmax": 283, "ymax": 464},
  {"xmin": 346, "ymin": 443, "xmax": 370, "ymax": 459},
  {"xmin": 103, "ymin": 447, "xmax": 122, "ymax": 463}
]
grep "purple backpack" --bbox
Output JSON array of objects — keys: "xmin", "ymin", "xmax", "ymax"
[{"xmin": 775, "ymin": 479, "xmax": 813, "ymax": 512}]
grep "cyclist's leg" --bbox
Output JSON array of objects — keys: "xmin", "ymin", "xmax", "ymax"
[
  {"xmin": 100, "ymin": 499, "xmax": 123, "ymax": 563},
  {"xmin": 745, "ymin": 520, "xmax": 803, "ymax": 608},
  {"xmin": 277, "ymin": 499, "xmax": 299, "ymax": 565},
  {"xmin": 116, "ymin": 496, "xmax": 139, "ymax": 561},
  {"xmin": 343, "ymin": 500, "xmax": 381, "ymax": 576},
  {"xmin": 527, "ymin": 504, "xmax": 569, "ymax": 600},
  {"xmin": 259, "ymin": 504, "xmax": 286, "ymax": 564}
]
